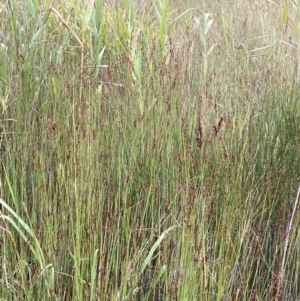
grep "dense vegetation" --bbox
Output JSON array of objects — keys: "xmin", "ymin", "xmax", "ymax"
[{"xmin": 1, "ymin": 0, "xmax": 300, "ymax": 300}]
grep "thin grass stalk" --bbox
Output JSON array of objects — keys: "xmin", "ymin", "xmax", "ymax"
[{"xmin": 280, "ymin": 183, "xmax": 300, "ymax": 287}]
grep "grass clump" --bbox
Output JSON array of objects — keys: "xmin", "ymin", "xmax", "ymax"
[{"xmin": 1, "ymin": 0, "xmax": 300, "ymax": 300}]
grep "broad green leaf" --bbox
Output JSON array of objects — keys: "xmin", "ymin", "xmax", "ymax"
[
  {"xmin": 195, "ymin": 16, "xmax": 206, "ymax": 46},
  {"xmin": 30, "ymin": 25, "xmax": 45, "ymax": 48},
  {"xmin": 141, "ymin": 226, "xmax": 176, "ymax": 274},
  {"xmin": 204, "ymin": 13, "xmax": 214, "ymax": 35},
  {"xmin": 128, "ymin": 0, "xmax": 136, "ymax": 34},
  {"xmin": 96, "ymin": 46, "xmax": 105, "ymax": 77},
  {"xmin": 94, "ymin": 0, "xmax": 103, "ymax": 32}
]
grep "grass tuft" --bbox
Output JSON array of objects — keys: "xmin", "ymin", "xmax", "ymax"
[{"xmin": 1, "ymin": 0, "xmax": 300, "ymax": 300}]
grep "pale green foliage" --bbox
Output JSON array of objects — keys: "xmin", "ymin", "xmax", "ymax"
[{"xmin": 1, "ymin": 0, "xmax": 300, "ymax": 300}]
